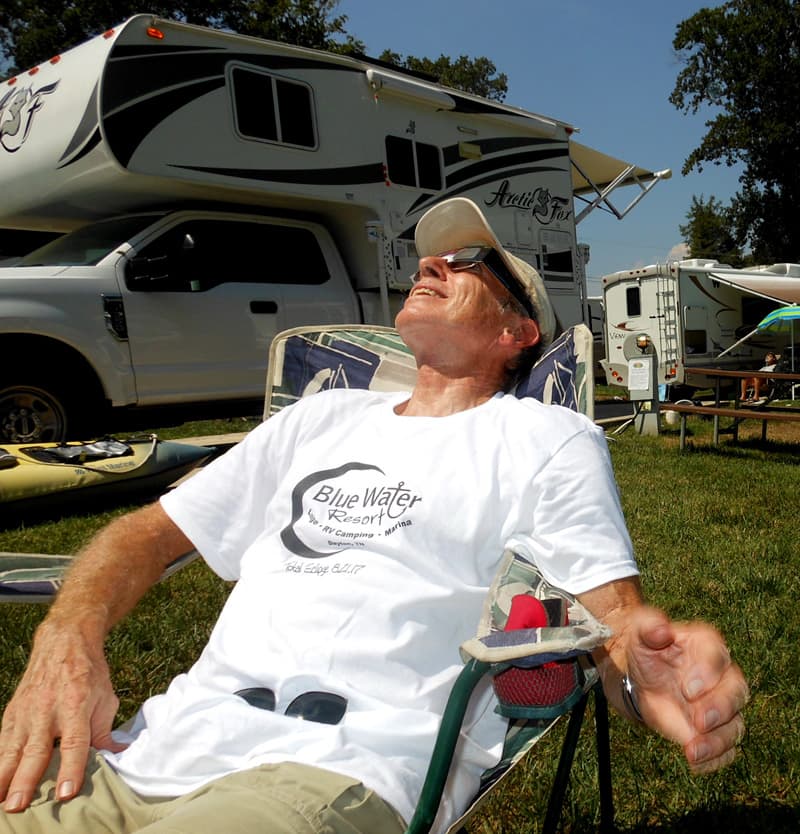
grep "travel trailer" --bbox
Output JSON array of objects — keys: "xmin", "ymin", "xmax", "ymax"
[
  {"xmin": 601, "ymin": 259, "xmax": 800, "ymax": 393},
  {"xmin": 0, "ymin": 14, "xmax": 668, "ymax": 442}
]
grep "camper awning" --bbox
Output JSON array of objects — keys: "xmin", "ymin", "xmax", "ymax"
[
  {"xmin": 708, "ymin": 271, "xmax": 800, "ymax": 305},
  {"xmin": 570, "ymin": 140, "xmax": 671, "ymax": 224}
]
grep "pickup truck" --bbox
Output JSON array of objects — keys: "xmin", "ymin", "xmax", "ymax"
[{"xmin": 0, "ymin": 210, "xmax": 399, "ymax": 443}]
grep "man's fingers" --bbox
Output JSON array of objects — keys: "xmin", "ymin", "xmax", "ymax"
[
  {"xmin": 53, "ymin": 729, "xmax": 93, "ymax": 803},
  {"xmin": 2, "ymin": 736, "xmax": 56, "ymax": 812},
  {"xmin": 685, "ymin": 710, "xmax": 746, "ymax": 774},
  {"xmin": 91, "ymin": 730, "xmax": 128, "ymax": 755},
  {"xmin": 634, "ymin": 607, "xmax": 676, "ymax": 653}
]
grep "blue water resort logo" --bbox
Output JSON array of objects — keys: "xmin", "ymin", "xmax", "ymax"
[{"xmin": 281, "ymin": 462, "xmax": 423, "ymax": 559}]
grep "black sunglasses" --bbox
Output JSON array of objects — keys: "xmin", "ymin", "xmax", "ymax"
[
  {"xmin": 235, "ymin": 687, "xmax": 347, "ymax": 725},
  {"xmin": 411, "ymin": 246, "xmax": 533, "ymax": 317}
]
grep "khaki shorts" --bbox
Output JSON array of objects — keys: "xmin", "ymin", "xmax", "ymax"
[{"xmin": 0, "ymin": 751, "xmax": 407, "ymax": 834}]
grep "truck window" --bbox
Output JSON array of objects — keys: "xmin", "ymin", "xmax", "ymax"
[
  {"xmin": 127, "ymin": 220, "xmax": 330, "ymax": 291},
  {"xmin": 20, "ymin": 215, "xmax": 161, "ymax": 267},
  {"xmin": 230, "ymin": 66, "xmax": 317, "ymax": 150},
  {"xmin": 385, "ymin": 136, "xmax": 442, "ymax": 191},
  {"xmin": 625, "ymin": 287, "xmax": 641, "ymax": 317}
]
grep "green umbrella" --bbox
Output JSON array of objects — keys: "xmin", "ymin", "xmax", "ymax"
[{"xmin": 757, "ymin": 305, "xmax": 800, "ymax": 370}]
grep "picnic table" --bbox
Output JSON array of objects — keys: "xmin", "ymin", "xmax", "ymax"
[{"xmin": 660, "ymin": 366, "xmax": 800, "ymax": 449}]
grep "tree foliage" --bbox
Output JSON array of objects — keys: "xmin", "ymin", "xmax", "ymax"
[
  {"xmin": 378, "ymin": 50, "xmax": 508, "ymax": 101},
  {"xmin": 679, "ymin": 195, "xmax": 746, "ymax": 267},
  {"xmin": 670, "ymin": 0, "xmax": 800, "ymax": 262}
]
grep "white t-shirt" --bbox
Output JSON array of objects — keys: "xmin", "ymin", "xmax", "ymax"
[{"xmin": 105, "ymin": 389, "xmax": 636, "ymax": 830}]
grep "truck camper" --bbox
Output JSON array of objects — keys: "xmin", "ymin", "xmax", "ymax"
[
  {"xmin": 0, "ymin": 14, "xmax": 668, "ymax": 442},
  {"xmin": 601, "ymin": 259, "xmax": 800, "ymax": 394}
]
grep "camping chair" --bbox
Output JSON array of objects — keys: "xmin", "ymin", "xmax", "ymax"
[
  {"xmin": 765, "ymin": 355, "xmax": 798, "ymax": 402},
  {"xmin": 263, "ymin": 323, "xmax": 613, "ymax": 834}
]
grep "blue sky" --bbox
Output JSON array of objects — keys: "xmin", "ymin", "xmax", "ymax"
[{"xmin": 337, "ymin": 0, "xmax": 739, "ymax": 289}]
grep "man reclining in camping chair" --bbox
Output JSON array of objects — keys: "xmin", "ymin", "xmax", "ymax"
[{"xmin": 0, "ymin": 198, "xmax": 747, "ymax": 834}]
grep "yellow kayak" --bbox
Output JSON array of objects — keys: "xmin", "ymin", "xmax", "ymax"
[{"xmin": 0, "ymin": 435, "xmax": 213, "ymax": 514}]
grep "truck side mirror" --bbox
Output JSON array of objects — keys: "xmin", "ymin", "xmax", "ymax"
[{"xmin": 126, "ymin": 254, "xmax": 170, "ymax": 286}]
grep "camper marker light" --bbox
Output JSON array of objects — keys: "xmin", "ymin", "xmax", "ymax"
[{"xmin": 147, "ymin": 27, "xmax": 166, "ymax": 40}]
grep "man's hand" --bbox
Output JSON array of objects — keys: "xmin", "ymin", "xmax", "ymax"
[
  {"xmin": 0, "ymin": 618, "xmax": 127, "ymax": 812},
  {"xmin": 580, "ymin": 579, "xmax": 749, "ymax": 775},
  {"xmin": 625, "ymin": 607, "xmax": 749, "ymax": 774},
  {"xmin": 0, "ymin": 502, "xmax": 194, "ymax": 813}
]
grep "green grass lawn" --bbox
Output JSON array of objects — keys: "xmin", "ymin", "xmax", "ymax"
[{"xmin": 1, "ymin": 414, "xmax": 798, "ymax": 832}]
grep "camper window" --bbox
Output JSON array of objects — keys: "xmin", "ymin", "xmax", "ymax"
[
  {"xmin": 539, "ymin": 229, "xmax": 574, "ymax": 283},
  {"xmin": 230, "ymin": 66, "xmax": 317, "ymax": 150},
  {"xmin": 416, "ymin": 142, "xmax": 443, "ymax": 191},
  {"xmin": 685, "ymin": 330, "xmax": 707, "ymax": 354},
  {"xmin": 385, "ymin": 136, "xmax": 442, "ymax": 191},
  {"xmin": 626, "ymin": 287, "xmax": 641, "ymax": 318}
]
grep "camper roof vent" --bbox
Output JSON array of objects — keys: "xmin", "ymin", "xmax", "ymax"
[
  {"xmin": 759, "ymin": 263, "xmax": 800, "ymax": 277},
  {"xmin": 679, "ymin": 258, "xmax": 724, "ymax": 268}
]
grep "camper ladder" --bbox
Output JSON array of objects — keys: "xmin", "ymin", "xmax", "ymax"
[{"xmin": 655, "ymin": 271, "xmax": 680, "ymax": 376}]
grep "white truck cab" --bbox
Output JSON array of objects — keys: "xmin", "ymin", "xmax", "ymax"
[{"xmin": 0, "ymin": 211, "xmax": 362, "ymax": 441}]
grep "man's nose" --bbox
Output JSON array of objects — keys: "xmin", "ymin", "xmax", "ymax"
[{"xmin": 416, "ymin": 255, "xmax": 450, "ymax": 280}]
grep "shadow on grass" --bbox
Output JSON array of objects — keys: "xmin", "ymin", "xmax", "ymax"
[
  {"xmin": 0, "ymin": 487, "xmax": 160, "ymax": 532},
  {"xmin": 620, "ymin": 801, "xmax": 800, "ymax": 834},
  {"xmin": 661, "ymin": 432, "xmax": 800, "ymax": 461}
]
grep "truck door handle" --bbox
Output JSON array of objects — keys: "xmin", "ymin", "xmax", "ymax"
[{"xmin": 250, "ymin": 301, "xmax": 278, "ymax": 314}]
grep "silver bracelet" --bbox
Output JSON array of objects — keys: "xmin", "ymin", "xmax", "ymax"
[{"xmin": 621, "ymin": 674, "xmax": 645, "ymax": 724}]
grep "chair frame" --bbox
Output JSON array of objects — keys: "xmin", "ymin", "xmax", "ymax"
[{"xmin": 403, "ymin": 659, "xmax": 614, "ymax": 834}]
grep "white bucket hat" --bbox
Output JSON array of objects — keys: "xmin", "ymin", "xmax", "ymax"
[{"xmin": 414, "ymin": 197, "xmax": 557, "ymax": 346}]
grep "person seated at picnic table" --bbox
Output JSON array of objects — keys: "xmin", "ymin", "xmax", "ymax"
[
  {"xmin": 740, "ymin": 351, "xmax": 779, "ymax": 402},
  {"xmin": 0, "ymin": 198, "xmax": 748, "ymax": 834}
]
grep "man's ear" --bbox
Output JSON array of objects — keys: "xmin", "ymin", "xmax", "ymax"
[{"xmin": 511, "ymin": 317, "xmax": 541, "ymax": 348}]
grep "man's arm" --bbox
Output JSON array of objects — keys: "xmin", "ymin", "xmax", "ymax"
[
  {"xmin": 579, "ymin": 577, "xmax": 749, "ymax": 774},
  {"xmin": 0, "ymin": 502, "xmax": 194, "ymax": 813}
]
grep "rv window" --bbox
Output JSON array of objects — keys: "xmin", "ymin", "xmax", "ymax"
[
  {"xmin": 685, "ymin": 330, "xmax": 707, "ymax": 354},
  {"xmin": 385, "ymin": 136, "xmax": 416, "ymax": 187},
  {"xmin": 127, "ymin": 221, "xmax": 330, "ymax": 291},
  {"xmin": 626, "ymin": 287, "xmax": 641, "ymax": 318},
  {"xmin": 276, "ymin": 80, "xmax": 315, "ymax": 147},
  {"xmin": 232, "ymin": 68, "xmax": 278, "ymax": 142},
  {"xmin": 741, "ymin": 296, "xmax": 775, "ymax": 330},
  {"xmin": 538, "ymin": 229, "xmax": 573, "ymax": 282},
  {"xmin": 541, "ymin": 248, "xmax": 573, "ymax": 276},
  {"xmin": 385, "ymin": 136, "xmax": 442, "ymax": 190},
  {"xmin": 231, "ymin": 67, "xmax": 316, "ymax": 149},
  {"xmin": 416, "ymin": 142, "xmax": 442, "ymax": 191}
]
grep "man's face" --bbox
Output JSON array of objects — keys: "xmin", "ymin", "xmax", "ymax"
[{"xmin": 399, "ymin": 251, "xmax": 522, "ymax": 330}]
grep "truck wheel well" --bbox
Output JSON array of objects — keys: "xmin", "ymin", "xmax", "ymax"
[
  {"xmin": 0, "ymin": 335, "xmax": 108, "ymax": 441},
  {"xmin": 0, "ymin": 335, "xmax": 105, "ymax": 399}
]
